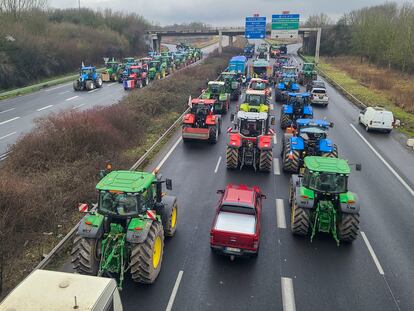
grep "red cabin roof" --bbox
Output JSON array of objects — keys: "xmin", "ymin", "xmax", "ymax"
[
  {"xmin": 223, "ymin": 184, "xmax": 256, "ymax": 207},
  {"xmin": 191, "ymin": 98, "xmax": 216, "ymax": 105},
  {"xmin": 130, "ymin": 65, "xmax": 142, "ymax": 69}
]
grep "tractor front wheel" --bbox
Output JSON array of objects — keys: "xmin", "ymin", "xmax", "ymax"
[
  {"xmin": 208, "ymin": 126, "xmax": 218, "ymax": 144},
  {"xmin": 226, "ymin": 146, "xmax": 239, "ymax": 169},
  {"xmin": 95, "ymin": 77, "xmax": 103, "ymax": 88},
  {"xmin": 282, "ymin": 141, "xmax": 300, "ymax": 173},
  {"xmin": 338, "ymin": 213, "xmax": 360, "ymax": 242},
  {"xmin": 258, "ymin": 149, "xmax": 272, "ymax": 172},
  {"xmin": 291, "ymin": 202, "xmax": 310, "ymax": 236},
  {"xmin": 86, "ymin": 80, "xmax": 94, "ymax": 91},
  {"xmin": 71, "ymin": 235, "xmax": 99, "ymax": 275},
  {"xmin": 130, "ymin": 221, "xmax": 164, "ymax": 284},
  {"xmin": 73, "ymin": 81, "xmax": 80, "ymax": 91}
]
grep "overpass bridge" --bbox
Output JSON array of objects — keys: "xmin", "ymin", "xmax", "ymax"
[{"xmin": 145, "ymin": 27, "xmax": 322, "ymax": 63}]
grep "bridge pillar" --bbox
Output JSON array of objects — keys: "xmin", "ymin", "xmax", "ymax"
[
  {"xmin": 315, "ymin": 28, "xmax": 321, "ymax": 64},
  {"xmin": 218, "ymin": 30, "xmax": 223, "ymax": 54},
  {"xmin": 229, "ymin": 36, "xmax": 234, "ymax": 46}
]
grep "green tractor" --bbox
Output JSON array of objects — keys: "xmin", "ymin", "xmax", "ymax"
[
  {"xmin": 71, "ymin": 169, "xmax": 178, "ymax": 289},
  {"xmin": 148, "ymin": 60, "xmax": 166, "ymax": 80},
  {"xmin": 201, "ymin": 81, "xmax": 230, "ymax": 114},
  {"xmin": 298, "ymin": 63, "xmax": 317, "ymax": 86},
  {"xmin": 219, "ymin": 71, "xmax": 241, "ymax": 100},
  {"xmin": 289, "ymin": 156, "xmax": 361, "ymax": 245},
  {"xmin": 161, "ymin": 55, "xmax": 175, "ymax": 75},
  {"xmin": 102, "ymin": 61, "xmax": 121, "ymax": 82}
]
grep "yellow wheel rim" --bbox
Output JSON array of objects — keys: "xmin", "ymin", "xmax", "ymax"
[
  {"xmin": 171, "ymin": 207, "xmax": 177, "ymax": 229},
  {"xmin": 152, "ymin": 236, "xmax": 162, "ymax": 269}
]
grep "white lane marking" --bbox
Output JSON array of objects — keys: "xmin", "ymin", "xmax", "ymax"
[
  {"xmin": 108, "ymin": 82, "xmax": 116, "ymax": 87},
  {"xmin": 44, "ymin": 83, "xmax": 71, "ymax": 92},
  {"xmin": 88, "ymin": 89, "xmax": 99, "ymax": 93},
  {"xmin": 36, "ymin": 105, "xmax": 53, "ymax": 112},
  {"xmin": 0, "ymin": 108, "xmax": 15, "ymax": 114},
  {"xmin": 72, "ymin": 103, "xmax": 85, "ymax": 110},
  {"xmin": 291, "ymin": 56, "xmax": 299, "ymax": 65},
  {"xmin": 0, "ymin": 132, "xmax": 16, "ymax": 140},
  {"xmin": 0, "ymin": 116, "xmax": 20, "ymax": 125},
  {"xmin": 350, "ymin": 124, "xmax": 414, "ymax": 197},
  {"xmin": 273, "ymin": 158, "xmax": 280, "ymax": 175},
  {"xmin": 273, "ymin": 134, "xmax": 277, "ymax": 145},
  {"xmin": 214, "ymin": 156, "xmax": 222, "ymax": 173},
  {"xmin": 361, "ymin": 231, "xmax": 384, "ymax": 275},
  {"xmin": 66, "ymin": 95, "xmax": 79, "ymax": 101},
  {"xmin": 276, "ymin": 199, "xmax": 287, "ymax": 229},
  {"xmin": 58, "ymin": 90, "xmax": 70, "ymax": 95},
  {"xmin": 270, "ymin": 104, "xmax": 274, "ymax": 110},
  {"xmin": 281, "ymin": 277, "xmax": 296, "ymax": 311},
  {"xmin": 166, "ymin": 270, "xmax": 184, "ymax": 311},
  {"xmin": 156, "ymin": 137, "xmax": 182, "ymax": 171},
  {"xmin": 0, "ymin": 152, "xmax": 10, "ymax": 161}
]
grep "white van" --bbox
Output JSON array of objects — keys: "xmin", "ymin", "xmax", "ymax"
[
  {"xmin": 359, "ymin": 106, "xmax": 394, "ymax": 133},
  {"xmin": 0, "ymin": 270, "xmax": 123, "ymax": 311},
  {"xmin": 310, "ymin": 87, "xmax": 329, "ymax": 106}
]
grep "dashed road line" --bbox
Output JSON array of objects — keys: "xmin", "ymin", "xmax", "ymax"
[
  {"xmin": 0, "ymin": 132, "xmax": 16, "ymax": 140},
  {"xmin": 350, "ymin": 124, "xmax": 414, "ymax": 197},
  {"xmin": 276, "ymin": 199, "xmax": 287, "ymax": 229},
  {"xmin": 214, "ymin": 156, "xmax": 222, "ymax": 173},
  {"xmin": 72, "ymin": 103, "xmax": 85, "ymax": 109},
  {"xmin": 270, "ymin": 103, "xmax": 274, "ymax": 110},
  {"xmin": 361, "ymin": 231, "xmax": 384, "ymax": 275},
  {"xmin": 44, "ymin": 83, "xmax": 71, "ymax": 92},
  {"xmin": 37, "ymin": 105, "xmax": 53, "ymax": 112},
  {"xmin": 273, "ymin": 134, "xmax": 277, "ymax": 145},
  {"xmin": 273, "ymin": 158, "xmax": 280, "ymax": 175},
  {"xmin": 66, "ymin": 95, "xmax": 79, "ymax": 101},
  {"xmin": 156, "ymin": 137, "xmax": 182, "ymax": 171},
  {"xmin": 0, "ymin": 108, "xmax": 16, "ymax": 114},
  {"xmin": 281, "ymin": 277, "xmax": 296, "ymax": 311},
  {"xmin": 0, "ymin": 116, "xmax": 20, "ymax": 125},
  {"xmin": 166, "ymin": 270, "xmax": 184, "ymax": 311},
  {"xmin": 58, "ymin": 90, "xmax": 70, "ymax": 95},
  {"xmin": 88, "ymin": 89, "xmax": 99, "ymax": 93},
  {"xmin": 108, "ymin": 82, "xmax": 116, "ymax": 86}
]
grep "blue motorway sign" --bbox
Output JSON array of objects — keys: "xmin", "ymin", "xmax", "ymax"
[{"xmin": 245, "ymin": 16, "xmax": 266, "ymax": 39}]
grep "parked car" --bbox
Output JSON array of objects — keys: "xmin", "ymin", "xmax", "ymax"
[
  {"xmin": 210, "ymin": 184, "xmax": 266, "ymax": 260},
  {"xmin": 310, "ymin": 87, "xmax": 329, "ymax": 106},
  {"xmin": 359, "ymin": 106, "xmax": 394, "ymax": 133}
]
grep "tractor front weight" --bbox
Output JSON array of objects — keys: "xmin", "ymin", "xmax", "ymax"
[
  {"xmin": 98, "ymin": 223, "xmax": 127, "ymax": 289},
  {"xmin": 311, "ymin": 201, "xmax": 339, "ymax": 246}
]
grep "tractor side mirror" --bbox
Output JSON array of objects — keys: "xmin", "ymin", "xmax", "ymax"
[
  {"xmin": 230, "ymin": 113, "xmax": 235, "ymax": 122},
  {"xmin": 216, "ymin": 189, "xmax": 225, "ymax": 194},
  {"xmin": 330, "ymin": 122, "xmax": 334, "ymax": 128},
  {"xmin": 166, "ymin": 178, "xmax": 173, "ymax": 190},
  {"xmin": 355, "ymin": 164, "xmax": 362, "ymax": 171}
]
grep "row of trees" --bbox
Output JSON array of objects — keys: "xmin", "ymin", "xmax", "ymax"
[{"xmin": 303, "ymin": 2, "xmax": 414, "ymax": 72}]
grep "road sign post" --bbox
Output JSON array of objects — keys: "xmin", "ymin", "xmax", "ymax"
[
  {"xmin": 245, "ymin": 16, "xmax": 266, "ymax": 39},
  {"xmin": 271, "ymin": 14, "xmax": 300, "ymax": 39}
]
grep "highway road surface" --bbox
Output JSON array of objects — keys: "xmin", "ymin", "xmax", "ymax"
[
  {"xmin": 54, "ymin": 41, "xmax": 414, "ymax": 311},
  {"xmin": 0, "ymin": 38, "xmax": 229, "ymax": 158}
]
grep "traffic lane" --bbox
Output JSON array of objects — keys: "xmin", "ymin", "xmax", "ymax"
[{"xmin": 271, "ymin": 94, "xmax": 399, "ymax": 311}]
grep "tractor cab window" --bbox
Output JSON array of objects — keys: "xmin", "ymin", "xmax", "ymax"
[
  {"xmin": 250, "ymin": 82, "xmax": 266, "ymax": 90},
  {"xmin": 209, "ymin": 84, "xmax": 222, "ymax": 94},
  {"xmin": 240, "ymin": 119, "xmax": 263, "ymax": 137},
  {"xmin": 308, "ymin": 173, "xmax": 347, "ymax": 193},
  {"xmin": 131, "ymin": 68, "xmax": 141, "ymax": 74},
  {"xmin": 99, "ymin": 191, "xmax": 140, "ymax": 216},
  {"xmin": 299, "ymin": 128, "xmax": 327, "ymax": 141},
  {"xmin": 245, "ymin": 94, "xmax": 265, "ymax": 105},
  {"xmin": 81, "ymin": 68, "xmax": 94, "ymax": 75},
  {"xmin": 141, "ymin": 187, "xmax": 154, "ymax": 210}
]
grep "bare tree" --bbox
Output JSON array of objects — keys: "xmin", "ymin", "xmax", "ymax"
[{"xmin": 0, "ymin": 0, "xmax": 47, "ymax": 20}]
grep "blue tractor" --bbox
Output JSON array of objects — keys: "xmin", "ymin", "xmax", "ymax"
[
  {"xmin": 280, "ymin": 93, "xmax": 313, "ymax": 129},
  {"xmin": 275, "ymin": 74, "xmax": 300, "ymax": 102},
  {"xmin": 282, "ymin": 119, "xmax": 338, "ymax": 173},
  {"xmin": 73, "ymin": 66, "xmax": 103, "ymax": 91}
]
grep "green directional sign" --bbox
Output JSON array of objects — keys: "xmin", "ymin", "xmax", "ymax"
[{"xmin": 271, "ymin": 14, "xmax": 300, "ymax": 39}]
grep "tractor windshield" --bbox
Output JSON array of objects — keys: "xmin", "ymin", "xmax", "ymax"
[
  {"xmin": 131, "ymin": 68, "xmax": 141, "ymax": 74},
  {"xmin": 245, "ymin": 94, "xmax": 266, "ymax": 105},
  {"xmin": 98, "ymin": 191, "xmax": 141, "ymax": 217},
  {"xmin": 250, "ymin": 82, "xmax": 266, "ymax": 90},
  {"xmin": 209, "ymin": 84, "xmax": 222, "ymax": 94},
  {"xmin": 282, "ymin": 67, "xmax": 296, "ymax": 75},
  {"xmin": 307, "ymin": 173, "xmax": 347, "ymax": 193},
  {"xmin": 240, "ymin": 119, "xmax": 264, "ymax": 137},
  {"xmin": 81, "ymin": 68, "xmax": 93, "ymax": 75}
]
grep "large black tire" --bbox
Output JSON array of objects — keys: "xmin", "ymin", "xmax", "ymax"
[
  {"xmin": 283, "ymin": 141, "xmax": 300, "ymax": 173},
  {"xmin": 280, "ymin": 112, "xmax": 291, "ymax": 129},
  {"xmin": 338, "ymin": 213, "xmax": 360, "ymax": 242},
  {"xmin": 208, "ymin": 125, "xmax": 218, "ymax": 144},
  {"xmin": 73, "ymin": 81, "xmax": 80, "ymax": 91},
  {"xmin": 161, "ymin": 200, "xmax": 178, "ymax": 237},
  {"xmin": 95, "ymin": 77, "xmax": 103, "ymax": 88},
  {"xmin": 71, "ymin": 236, "xmax": 99, "ymax": 275},
  {"xmin": 258, "ymin": 149, "xmax": 272, "ymax": 172},
  {"xmin": 130, "ymin": 221, "xmax": 164, "ymax": 284},
  {"xmin": 226, "ymin": 146, "xmax": 239, "ymax": 169},
  {"xmin": 291, "ymin": 203, "xmax": 310, "ymax": 236},
  {"xmin": 321, "ymin": 144, "xmax": 338, "ymax": 158},
  {"xmin": 86, "ymin": 80, "xmax": 94, "ymax": 91}
]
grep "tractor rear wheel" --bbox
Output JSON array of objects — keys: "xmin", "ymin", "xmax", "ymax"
[
  {"xmin": 226, "ymin": 147, "xmax": 239, "ymax": 169},
  {"xmin": 71, "ymin": 235, "xmax": 99, "ymax": 275},
  {"xmin": 208, "ymin": 126, "xmax": 218, "ymax": 144},
  {"xmin": 338, "ymin": 213, "xmax": 360, "ymax": 242},
  {"xmin": 130, "ymin": 221, "xmax": 164, "ymax": 284},
  {"xmin": 161, "ymin": 200, "xmax": 178, "ymax": 237},
  {"xmin": 321, "ymin": 144, "xmax": 338, "ymax": 158},
  {"xmin": 280, "ymin": 112, "xmax": 291, "ymax": 129},
  {"xmin": 283, "ymin": 141, "xmax": 300, "ymax": 173},
  {"xmin": 86, "ymin": 80, "xmax": 94, "ymax": 91},
  {"xmin": 291, "ymin": 202, "xmax": 310, "ymax": 236},
  {"xmin": 73, "ymin": 81, "xmax": 80, "ymax": 91},
  {"xmin": 95, "ymin": 77, "xmax": 103, "ymax": 88},
  {"xmin": 258, "ymin": 149, "xmax": 272, "ymax": 172}
]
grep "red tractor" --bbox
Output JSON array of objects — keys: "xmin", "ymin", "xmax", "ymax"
[
  {"xmin": 182, "ymin": 98, "xmax": 222, "ymax": 143},
  {"xmin": 247, "ymin": 78, "xmax": 272, "ymax": 98},
  {"xmin": 226, "ymin": 110, "xmax": 275, "ymax": 172},
  {"xmin": 123, "ymin": 65, "xmax": 149, "ymax": 90}
]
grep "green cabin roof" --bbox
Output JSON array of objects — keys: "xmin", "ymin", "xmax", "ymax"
[
  {"xmin": 96, "ymin": 171, "xmax": 155, "ymax": 193},
  {"xmin": 304, "ymin": 156, "xmax": 351, "ymax": 174}
]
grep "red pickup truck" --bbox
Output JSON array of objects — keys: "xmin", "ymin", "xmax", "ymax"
[{"xmin": 210, "ymin": 184, "xmax": 266, "ymax": 260}]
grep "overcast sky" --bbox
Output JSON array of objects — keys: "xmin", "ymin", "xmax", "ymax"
[{"xmin": 49, "ymin": 0, "xmax": 410, "ymax": 26}]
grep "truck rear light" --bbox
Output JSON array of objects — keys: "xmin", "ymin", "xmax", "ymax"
[
  {"xmin": 301, "ymin": 195, "xmax": 309, "ymax": 199},
  {"xmin": 347, "ymin": 199, "xmax": 355, "ymax": 204}
]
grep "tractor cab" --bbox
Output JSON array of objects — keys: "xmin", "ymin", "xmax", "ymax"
[
  {"xmin": 281, "ymin": 66, "xmax": 297, "ymax": 76},
  {"xmin": 205, "ymin": 81, "xmax": 226, "ymax": 97},
  {"xmin": 106, "ymin": 61, "xmax": 119, "ymax": 71},
  {"xmin": 236, "ymin": 111, "xmax": 269, "ymax": 138},
  {"xmin": 244, "ymin": 90, "xmax": 268, "ymax": 108},
  {"xmin": 123, "ymin": 57, "xmax": 136, "ymax": 65},
  {"xmin": 299, "ymin": 63, "xmax": 318, "ymax": 85},
  {"xmin": 189, "ymin": 99, "xmax": 215, "ymax": 126},
  {"xmin": 80, "ymin": 66, "xmax": 96, "ymax": 78},
  {"xmin": 252, "ymin": 59, "xmax": 270, "ymax": 79},
  {"xmin": 302, "ymin": 63, "xmax": 315, "ymax": 72}
]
